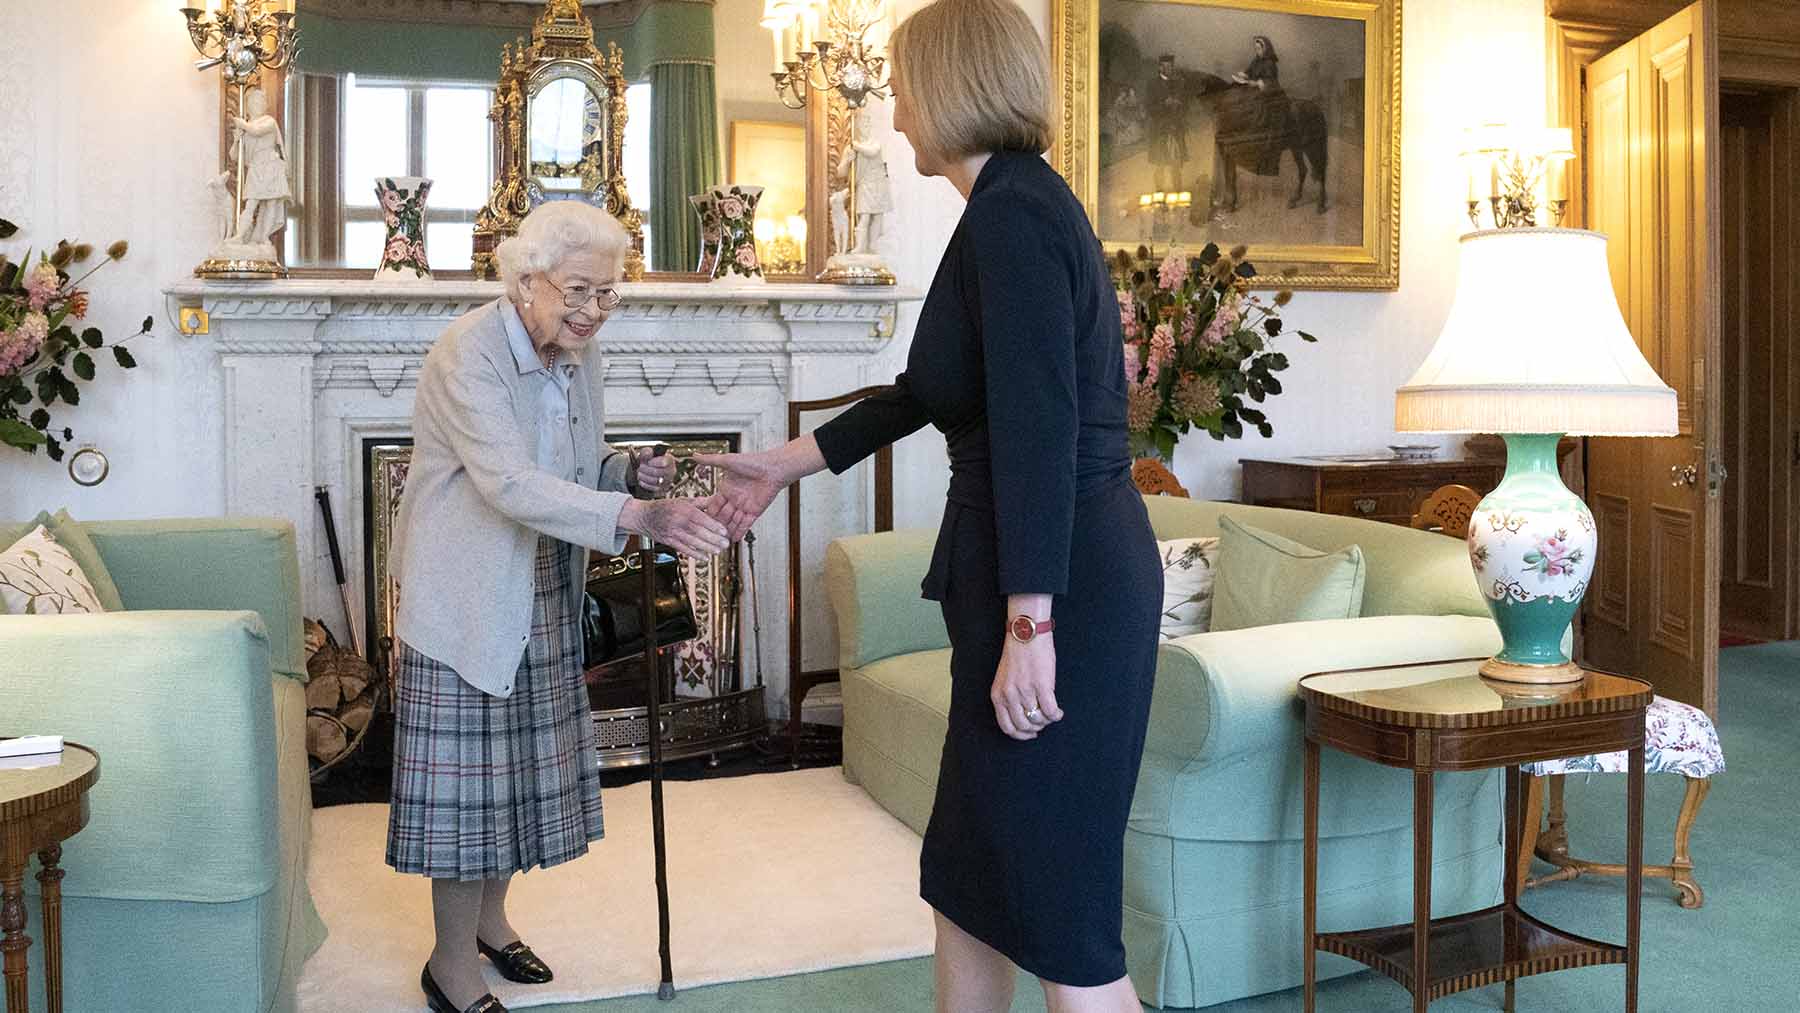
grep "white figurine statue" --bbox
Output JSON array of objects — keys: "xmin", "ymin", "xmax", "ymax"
[
  {"xmin": 198, "ymin": 85, "xmax": 289, "ymax": 276},
  {"xmin": 821, "ymin": 104, "xmax": 896, "ymax": 285}
]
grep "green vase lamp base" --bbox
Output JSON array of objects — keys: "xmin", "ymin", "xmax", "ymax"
[{"xmin": 1467, "ymin": 434, "xmax": 1597, "ymax": 687}]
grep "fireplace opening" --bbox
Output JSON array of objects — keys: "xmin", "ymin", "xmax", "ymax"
[{"xmin": 347, "ymin": 433, "xmax": 762, "ymax": 776}]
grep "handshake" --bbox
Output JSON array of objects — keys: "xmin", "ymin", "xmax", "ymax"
[{"xmin": 613, "ymin": 447, "xmax": 787, "ymax": 558}]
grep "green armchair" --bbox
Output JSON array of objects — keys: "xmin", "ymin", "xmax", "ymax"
[
  {"xmin": 0, "ymin": 517, "xmax": 326, "ymax": 1013},
  {"xmin": 826, "ymin": 497, "xmax": 1508, "ymax": 1009}
]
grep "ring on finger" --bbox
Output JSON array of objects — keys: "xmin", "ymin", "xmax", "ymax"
[{"xmin": 1024, "ymin": 706, "xmax": 1043, "ymax": 722}]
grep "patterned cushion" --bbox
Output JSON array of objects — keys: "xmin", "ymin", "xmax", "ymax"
[
  {"xmin": 0, "ymin": 523, "xmax": 107, "ymax": 615},
  {"xmin": 1521, "ymin": 695, "xmax": 1724, "ymax": 778},
  {"xmin": 1158, "ymin": 536, "xmax": 1219, "ymax": 639}
]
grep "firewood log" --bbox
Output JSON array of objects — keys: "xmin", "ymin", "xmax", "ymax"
[
  {"xmin": 306, "ymin": 675, "xmax": 341, "ymax": 711},
  {"xmin": 340, "ymin": 699, "xmax": 375, "ymax": 733},
  {"xmin": 306, "ymin": 714, "xmax": 347, "ymax": 761}
]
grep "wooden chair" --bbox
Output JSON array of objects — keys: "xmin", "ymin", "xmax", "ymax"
[
  {"xmin": 786, "ymin": 387, "xmax": 895, "ymax": 767},
  {"xmin": 1410, "ymin": 483, "xmax": 1480, "ymax": 538}
]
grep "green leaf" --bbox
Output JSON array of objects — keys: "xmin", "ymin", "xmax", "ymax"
[
  {"xmin": 35, "ymin": 370, "xmax": 59, "ymax": 406},
  {"xmin": 1264, "ymin": 318, "xmax": 1283, "ymax": 336},
  {"xmin": 0, "ymin": 218, "xmax": 17, "ymax": 239},
  {"xmin": 1299, "ymin": 330, "xmax": 1318, "ymax": 343},
  {"xmin": 1223, "ymin": 415, "xmax": 1244, "ymax": 439},
  {"xmin": 81, "ymin": 327, "xmax": 102, "ymax": 348},
  {"xmin": 0, "ymin": 418, "xmax": 47, "ymax": 449},
  {"xmin": 1262, "ymin": 375, "xmax": 1283, "ymax": 396},
  {"xmin": 1263, "ymin": 352, "xmax": 1290, "ymax": 371},
  {"xmin": 57, "ymin": 376, "xmax": 80, "ymax": 406},
  {"xmin": 28, "ymin": 408, "xmax": 48, "ymax": 430},
  {"xmin": 1154, "ymin": 427, "xmax": 1177, "ymax": 461},
  {"xmin": 72, "ymin": 352, "xmax": 95, "ymax": 381},
  {"xmin": 1256, "ymin": 422, "xmax": 1273, "ymax": 438},
  {"xmin": 1198, "ymin": 242, "xmax": 1221, "ymax": 266},
  {"xmin": 44, "ymin": 435, "xmax": 63, "ymax": 462},
  {"xmin": 8, "ymin": 384, "xmax": 30, "ymax": 405},
  {"xmin": 1238, "ymin": 406, "xmax": 1267, "ymax": 425},
  {"xmin": 114, "ymin": 346, "xmax": 137, "ymax": 368},
  {"xmin": 140, "ymin": 315, "xmax": 153, "ymax": 334},
  {"xmin": 1234, "ymin": 262, "xmax": 1255, "ymax": 279}
]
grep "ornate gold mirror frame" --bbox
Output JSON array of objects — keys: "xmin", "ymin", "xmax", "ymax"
[{"xmin": 473, "ymin": 0, "xmax": 645, "ymax": 279}]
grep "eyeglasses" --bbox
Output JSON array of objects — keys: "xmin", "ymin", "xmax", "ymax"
[{"xmin": 540, "ymin": 276, "xmax": 623, "ymax": 312}]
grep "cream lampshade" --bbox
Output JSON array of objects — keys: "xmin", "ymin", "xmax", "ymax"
[{"xmin": 1396, "ymin": 227, "xmax": 1676, "ymax": 685}]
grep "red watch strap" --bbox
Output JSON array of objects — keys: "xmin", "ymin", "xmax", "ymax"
[{"xmin": 1009, "ymin": 615, "xmax": 1055, "ymax": 642}]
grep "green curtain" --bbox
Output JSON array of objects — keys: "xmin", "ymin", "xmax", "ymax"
[{"xmin": 650, "ymin": 61, "xmax": 721, "ymax": 273}]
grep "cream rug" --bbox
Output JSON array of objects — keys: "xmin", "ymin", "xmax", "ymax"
[{"xmin": 297, "ymin": 767, "xmax": 935, "ymax": 1010}]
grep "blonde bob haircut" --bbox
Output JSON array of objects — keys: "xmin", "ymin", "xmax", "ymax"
[
  {"xmin": 890, "ymin": 0, "xmax": 1053, "ymax": 163},
  {"xmin": 494, "ymin": 200, "xmax": 631, "ymax": 304}
]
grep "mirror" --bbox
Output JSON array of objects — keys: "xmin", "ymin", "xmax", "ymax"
[
  {"xmin": 277, "ymin": 0, "xmax": 817, "ymax": 277},
  {"xmin": 528, "ymin": 77, "xmax": 605, "ymax": 193}
]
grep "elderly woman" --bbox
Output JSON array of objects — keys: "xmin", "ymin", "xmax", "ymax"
[
  {"xmin": 701, "ymin": 2, "xmax": 1159, "ymax": 1011},
  {"xmin": 388, "ymin": 200, "xmax": 729, "ymax": 1013}
]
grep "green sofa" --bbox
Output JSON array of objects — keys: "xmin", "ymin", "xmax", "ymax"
[
  {"xmin": 0, "ymin": 517, "xmax": 327, "ymax": 1013},
  {"xmin": 826, "ymin": 497, "xmax": 1508, "ymax": 1009}
]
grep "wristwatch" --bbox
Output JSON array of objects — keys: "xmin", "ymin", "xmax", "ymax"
[{"xmin": 1008, "ymin": 615, "xmax": 1056, "ymax": 644}]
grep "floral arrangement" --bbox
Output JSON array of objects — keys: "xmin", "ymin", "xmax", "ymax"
[
  {"xmin": 0, "ymin": 216, "xmax": 146, "ymax": 461},
  {"xmin": 1113, "ymin": 242, "xmax": 1318, "ymax": 461}
]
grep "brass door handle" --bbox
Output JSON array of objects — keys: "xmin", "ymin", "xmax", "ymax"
[{"xmin": 1670, "ymin": 463, "xmax": 1699, "ymax": 487}]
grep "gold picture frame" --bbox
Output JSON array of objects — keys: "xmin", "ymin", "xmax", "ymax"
[{"xmin": 1052, "ymin": 0, "xmax": 1401, "ymax": 290}]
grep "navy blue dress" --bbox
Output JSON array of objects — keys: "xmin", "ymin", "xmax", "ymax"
[{"xmin": 814, "ymin": 151, "xmax": 1162, "ymax": 985}]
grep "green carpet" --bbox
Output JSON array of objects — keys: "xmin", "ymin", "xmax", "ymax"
[{"xmin": 525, "ymin": 644, "xmax": 1799, "ymax": 1011}]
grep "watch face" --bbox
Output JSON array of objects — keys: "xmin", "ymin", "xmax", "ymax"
[{"xmin": 1010, "ymin": 616, "xmax": 1035, "ymax": 642}]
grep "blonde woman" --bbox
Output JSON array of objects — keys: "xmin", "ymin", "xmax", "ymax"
[
  {"xmin": 701, "ymin": 2, "xmax": 1159, "ymax": 1010},
  {"xmin": 388, "ymin": 201, "xmax": 729, "ymax": 1013}
]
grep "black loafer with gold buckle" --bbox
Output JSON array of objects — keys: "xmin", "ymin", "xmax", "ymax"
[
  {"xmin": 477, "ymin": 938, "xmax": 555, "ymax": 984},
  {"xmin": 421, "ymin": 964, "xmax": 508, "ymax": 1013}
]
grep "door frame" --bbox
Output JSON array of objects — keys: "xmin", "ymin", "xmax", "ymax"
[{"xmin": 1550, "ymin": 0, "xmax": 1800, "ymax": 654}]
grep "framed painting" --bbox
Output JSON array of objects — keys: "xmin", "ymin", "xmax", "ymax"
[{"xmin": 1052, "ymin": 0, "xmax": 1401, "ymax": 289}]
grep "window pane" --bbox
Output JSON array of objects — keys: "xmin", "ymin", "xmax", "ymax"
[
  {"xmin": 426, "ymin": 87, "xmax": 492, "ymax": 210},
  {"xmin": 624, "ymin": 83, "xmax": 652, "ymax": 217},
  {"xmin": 428, "ymin": 222, "xmax": 474, "ymax": 272},
  {"xmin": 344, "ymin": 221, "xmax": 386, "ymax": 269},
  {"xmin": 343, "ymin": 80, "xmax": 407, "ymax": 207}
]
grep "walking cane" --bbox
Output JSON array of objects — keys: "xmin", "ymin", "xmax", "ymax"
[{"xmin": 638, "ymin": 446, "xmax": 677, "ymax": 1000}]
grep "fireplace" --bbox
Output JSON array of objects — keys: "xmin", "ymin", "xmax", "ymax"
[
  {"xmin": 170, "ymin": 277, "xmax": 918, "ymax": 740},
  {"xmin": 360, "ymin": 434, "xmax": 766, "ymax": 768}
]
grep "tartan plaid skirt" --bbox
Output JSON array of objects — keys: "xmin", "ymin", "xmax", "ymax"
[{"xmin": 386, "ymin": 534, "xmax": 604, "ymax": 880}]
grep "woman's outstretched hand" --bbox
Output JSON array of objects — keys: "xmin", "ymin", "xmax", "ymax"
[
  {"xmin": 618, "ymin": 497, "xmax": 731, "ymax": 557},
  {"xmin": 694, "ymin": 451, "xmax": 786, "ymax": 541}
]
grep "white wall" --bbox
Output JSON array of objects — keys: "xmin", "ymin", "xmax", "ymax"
[{"xmin": 1, "ymin": 0, "xmax": 1546, "ymax": 531}]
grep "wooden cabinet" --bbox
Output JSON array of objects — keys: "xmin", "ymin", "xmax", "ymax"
[{"xmin": 1240, "ymin": 456, "xmax": 1505, "ymax": 527}]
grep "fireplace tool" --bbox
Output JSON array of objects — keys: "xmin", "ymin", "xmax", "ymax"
[{"xmin": 639, "ymin": 447, "xmax": 677, "ymax": 1001}]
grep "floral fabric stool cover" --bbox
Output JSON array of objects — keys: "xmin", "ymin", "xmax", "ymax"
[{"xmin": 1518, "ymin": 695, "xmax": 1724, "ymax": 908}]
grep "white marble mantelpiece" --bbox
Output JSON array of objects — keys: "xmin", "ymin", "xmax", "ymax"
[{"xmin": 168, "ymin": 277, "xmax": 920, "ymax": 717}]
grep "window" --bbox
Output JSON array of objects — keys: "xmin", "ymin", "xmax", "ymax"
[
  {"xmin": 625, "ymin": 82, "xmax": 653, "ymax": 268},
  {"xmin": 340, "ymin": 75, "xmax": 494, "ymax": 270}
]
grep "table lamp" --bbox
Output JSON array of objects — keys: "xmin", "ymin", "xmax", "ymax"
[{"xmin": 1396, "ymin": 224, "xmax": 1677, "ymax": 684}]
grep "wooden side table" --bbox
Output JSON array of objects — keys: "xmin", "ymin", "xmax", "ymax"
[
  {"xmin": 1299, "ymin": 661, "xmax": 1650, "ymax": 1012},
  {"xmin": 0, "ymin": 742, "xmax": 99, "ymax": 1013}
]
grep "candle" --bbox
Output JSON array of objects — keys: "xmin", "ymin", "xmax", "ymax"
[
  {"xmin": 1489, "ymin": 159, "xmax": 1500, "ymax": 201},
  {"xmin": 772, "ymin": 25, "xmax": 784, "ymax": 72},
  {"xmin": 803, "ymin": 6, "xmax": 819, "ymax": 49}
]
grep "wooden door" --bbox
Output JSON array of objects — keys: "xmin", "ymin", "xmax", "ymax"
[
  {"xmin": 1580, "ymin": 1, "xmax": 1722, "ymax": 713},
  {"xmin": 1718, "ymin": 91, "xmax": 1794, "ymax": 642}
]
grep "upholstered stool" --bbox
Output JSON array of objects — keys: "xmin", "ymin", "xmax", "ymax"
[{"xmin": 1517, "ymin": 695, "xmax": 1724, "ymax": 908}]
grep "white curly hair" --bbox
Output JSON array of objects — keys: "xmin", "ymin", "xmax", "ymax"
[{"xmin": 495, "ymin": 201, "xmax": 630, "ymax": 304}]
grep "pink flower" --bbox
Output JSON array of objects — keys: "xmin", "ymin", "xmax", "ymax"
[
  {"xmin": 410, "ymin": 239, "xmax": 430, "ymax": 267},
  {"xmin": 0, "ymin": 313, "xmax": 49, "ymax": 375},
  {"xmin": 1199, "ymin": 292, "xmax": 1243, "ymax": 347},
  {"xmin": 1126, "ymin": 380, "xmax": 1159, "ymax": 433},
  {"xmin": 1157, "ymin": 251, "xmax": 1188, "ymax": 291},
  {"xmin": 702, "ymin": 226, "xmax": 722, "ymax": 244},
  {"xmin": 384, "ymin": 210, "xmax": 400, "ymax": 230},
  {"xmin": 26, "ymin": 264, "xmax": 60, "ymax": 312},
  {"xmin": 379, "ymin": 189, "xmax": 404, "ymax": 213},
  {"xmin": 1116, "ymin": 290, "xmax": 1135, "ymax": 330},
  {"xmin": 1180, "ymin": 313, "xmax": 1197, "ymax": 345},
  {"xmin": 1123, "ymin": 318, "xmax": 1140, "ymax": 340},
  {"xmin": 1150, "ymin": 322, "xmax": 1175, "ymax": 359},
  {"xmin": 383, "ymin": 236, "xmax": 412, "ymax": 266},
  {"xmin": 734, "ymin": 244, "xmax": 759, "ymax": 269},
  {"xmin": 719, "ymin": 197, "xmax": 747, "ymax": 221},
  {"xmin": 1121, "ymin": 342, "xmax": 1141, "ymax": 383}
]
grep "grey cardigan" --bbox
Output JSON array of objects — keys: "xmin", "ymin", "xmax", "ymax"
[{"xmin": 392, "ymin": 298, "xmax": 634, "ymax": 697}]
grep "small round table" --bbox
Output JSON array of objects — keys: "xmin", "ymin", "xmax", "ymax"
[
  {"xmin": 0, "ymin": 742, "xmax": 99, "ymax": 1013},
  {"xmin": 1299, "ymin": 660, "xmax": 1651, "ymax": 1012}
]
